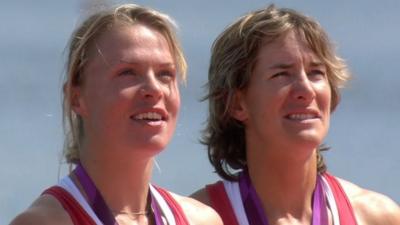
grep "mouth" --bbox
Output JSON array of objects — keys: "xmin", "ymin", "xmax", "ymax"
[
  {"xmin": 285, "ymin": 110, "xmax": 321, "ymax": 121},
  {"xmin": 286, "ymin": 113, "xmax": 319, "ymax": 120},
  {"xmin": 130, "ymin": 110, "xmax": 168, "ymax": 125},
  {"xmin": 133, "ymin": 112, "xmax": 164, "ymax": 120}
]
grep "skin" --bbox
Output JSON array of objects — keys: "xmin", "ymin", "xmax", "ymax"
[
  {"xmin": 192, "ymin": 30, "xmax": 400, "ymax": 225},
  {"xmin": 10, "ymin": 23, "xmax": 222, "ymax": 225}
]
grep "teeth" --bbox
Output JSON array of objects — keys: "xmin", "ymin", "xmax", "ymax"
[
  {"xmin": 134, "ymin": 112, "xmax": 162, "ymax": 120},
  {"xmin": 288, "ymin": 114, "xmax": 316, "ymax": 120}
]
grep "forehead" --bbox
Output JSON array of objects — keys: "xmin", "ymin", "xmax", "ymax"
[
  {"xmin": 91, "ymin": 23, "xmax": 174, "ymax": 65},
  {"xmin": 257, "ymin": 30, "xmax": 322, "ymax": 65}
]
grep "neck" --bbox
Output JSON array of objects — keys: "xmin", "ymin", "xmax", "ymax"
[
  {"xmin": 77, "ymin": 143, "xmax": 154, "ymax": 215},
  {"xmin": 246, "ymin": 144, "xmax": 318, "ymax": 224}
]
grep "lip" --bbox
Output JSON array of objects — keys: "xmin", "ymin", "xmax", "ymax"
[{"xmin": 130, "ymin": 107, "xmax": 168, "ymax": 121}]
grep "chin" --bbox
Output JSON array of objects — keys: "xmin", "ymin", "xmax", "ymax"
[
  {"xmin": 142, "ymin": 139, "xmax": 168, "ymax": 152},
  {"xmin": 122, "ymin": 139, "xmax": 168, "ymax": 157},
  {"xmin": 133, "ymin": 144, "xmax": 165, "ymax": 158},
  {"xmin": 291, "ymin": 132, "xmax": 324, "ymax": 149}
]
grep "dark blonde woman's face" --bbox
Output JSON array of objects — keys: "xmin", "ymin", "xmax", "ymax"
[
  {"xmin": 231, "ymin": 30, "xmax": 331, "ymax": 153},
  {"xmin": 72, "ymin": 24, "xmax": 180, "ymax": 157}
]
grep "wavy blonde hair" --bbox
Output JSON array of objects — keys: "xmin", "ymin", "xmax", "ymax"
[
  {"xmin": 202, "ymin": 5, "xmax": 350, "ymax": 180},
  {"xmin": 63, "ymin": 4, "xmax": 187, "ymax": 164}
]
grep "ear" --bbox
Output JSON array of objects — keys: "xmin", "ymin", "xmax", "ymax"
[
  {"xmin": 229, "ymin": 90, "xmax": 248, "ymax": 122},
  {"xmin": 69, "ymin": 85, "xmax": 88, "ymax": 117}
]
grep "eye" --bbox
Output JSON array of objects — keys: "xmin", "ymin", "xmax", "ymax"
[
  {"xmin": 158, "ymin": 70, "xmax": 176, "ymax": 82},
  {"xmin": 271, "ymin": 71, "xmax": 289, "ymax": 79},
  {"xmin": 308, "ymin": 70, "xmax": 326, "ymax": 80},
  {"xmin": 118, "ymin": 68, "xmax": 138, "ymax": 76}
]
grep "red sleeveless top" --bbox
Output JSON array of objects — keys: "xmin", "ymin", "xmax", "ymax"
[
  {"xmin": 43, "ymin": 186, "xmax": 95, "ymax": 225},
  {"xmin": 206, "ymin": 173, "xmax": 358, "ymax": 225},
  {"xmin": 43, "ymin": 185, "xmax": 190, "ymax": 225}
]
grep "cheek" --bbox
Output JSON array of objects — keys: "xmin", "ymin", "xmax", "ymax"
[
  {"xmin": 172, "ymin": 90, "xmax": 181, "ymax": 116},
  {"xmin": 85, "ymin": 88, "xmax": 130, "ymax": 122},
  {"xmin": 172, "ymin": 83, "xmax": 181, "ymax": 104},
  {"xmin": 324, "ymin": 88, "xmax": 332, "ymax": 112},
  {"xmin": 166, "ymin": 85, "xmax": 181, "ymax": 117},
  {"xmin": 315, "ymin": 82, "xmax": 332, "ymax": 111}
]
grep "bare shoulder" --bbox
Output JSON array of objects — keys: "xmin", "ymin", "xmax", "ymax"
[
  {"xmin": 190, "ymin": 187, "xmax": 211, "ymax": 206},
  {"xmin": 168, "ymin": 191, "xmax": 222, "ymax": 225},
  {"xmin": 9, "ymin": 194, "xmax": 72, "ymax": 225},
  {"xmin": 337, "ymin": 177, "xmax": 400, "ymax": 225}
]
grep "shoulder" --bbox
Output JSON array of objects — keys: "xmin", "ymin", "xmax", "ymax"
[
  {"xmin": 336, "ymin": 177, "xmax": 400, "ymax": 225},
  {"xmin": 191, "ymin": 187, "xmax": 212, "ymax": 206},
  {"xmin": 9, "ymin": 194, "xmax": 72, "ymax": 225},
  {"xmin": 168, "ymin": 190, "xmax": 223, "ymax": 225},
  {"xmin": 191, "ymin": 180, "xmax": 228, "ymax": 207}
]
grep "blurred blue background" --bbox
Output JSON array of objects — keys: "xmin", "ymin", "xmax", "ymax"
[{"xmin": 1, "ymin": 0, "xmax": 399, "ymax": 223}]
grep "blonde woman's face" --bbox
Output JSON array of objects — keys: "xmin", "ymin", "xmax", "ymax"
[{"xmin": 72, "ymin": 24, "xmax": 180, "ymax": 157}]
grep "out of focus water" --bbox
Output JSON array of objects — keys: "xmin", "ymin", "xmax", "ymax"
[{"xmin": 1, "ymin": 0, "xmax": 399, "ymax": 223}]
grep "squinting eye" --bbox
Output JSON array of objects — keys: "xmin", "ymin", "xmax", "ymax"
[
  {"xmin": 158, "ymin": 70, "xmax": 176, "ymax": 81},
  {"xmin": 119, "ymin": 69, "xmax": 137, "ymax": 76},
  {"xmin": 271, "ymin": 71, "xmax": 289, "ymax": 79},
  {"xmin": 308, "ymin": 70, "xmax": 326, "ymax": 78}
]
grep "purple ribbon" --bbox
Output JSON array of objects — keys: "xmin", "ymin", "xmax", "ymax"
[
  {"xmin": 238, "ymin": 169, "xmax": 328, "ymax": 225},
  {"xmin": 73, "ymin": 163, "xmax": 164, "ymax": 225},
  {"xmin": 312, "ymin": 175, "xmax": 328, "ymax": 224}
]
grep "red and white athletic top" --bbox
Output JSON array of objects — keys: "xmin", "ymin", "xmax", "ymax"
[
  {"xmin": 42, "ymin": 176, "xmax": 190, "ymax": 225},
  {"xmin": 206, "ymin": 172, "xmax": 358, "ymax": 225}
]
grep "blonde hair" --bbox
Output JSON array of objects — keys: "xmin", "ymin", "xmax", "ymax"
[
  {"xmin": 63, "ymin": 4, "xmax": 187, "ymax": 164},
  {"xmin": 202, "ymin": 5, "xmax": 350, "ymax": 180}
]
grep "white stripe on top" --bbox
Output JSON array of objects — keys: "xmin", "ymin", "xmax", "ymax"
[
  {"xmin": 222, "ymin": 180, "xmax": 250, "ymax": 225},
  {"xmin": 58, "ymin": 176, "xmax": 103, "ymax": 225},
  {"xmin": 149, "ymin": 184, "xmax": 176, "ymax": 225},
  {"xmin": 321, "ymin": 175, "xmax": 340, "ymax": 225}
]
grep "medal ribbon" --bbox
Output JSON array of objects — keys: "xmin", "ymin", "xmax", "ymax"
[{"xmin": 73, "ymin": 163, "xmax": 164, "ymax": 225}]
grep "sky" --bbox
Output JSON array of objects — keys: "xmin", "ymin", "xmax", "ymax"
[{"xmin": 1, "ymin": 0, "xmax": 399, "ymax": 223}]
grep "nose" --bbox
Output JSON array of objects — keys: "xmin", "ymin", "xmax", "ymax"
[
  {"xmin": 291, "ymin": 72, "xmax": 315, "ymax": 102},
  {"xmin": 140, "ymin": 71, "xmax": 162, "ymax": 100}
]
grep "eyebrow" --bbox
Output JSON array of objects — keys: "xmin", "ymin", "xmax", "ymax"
[
  {"xmin": 119, "ymin": 60, "xmax": 175, "ymax": 68},
  {"xmin": 268, "ymin": 63, "xmax": 294, "ymax": 70},
  {"xmin": 309, "ymin": 61, "xmax": 325, "ymax": 67},
  {"xmin": 268, "ymin": 61, "xmax": 325, "ymax": 70}
]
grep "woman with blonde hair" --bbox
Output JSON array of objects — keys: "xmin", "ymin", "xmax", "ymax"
[
  {"xmin": 11, "ymin": 4, "xmax": 222, "ymax": 225},
  {"xmin": 193, "ymin": 4, "xmax": 400, "ymax": 225}
]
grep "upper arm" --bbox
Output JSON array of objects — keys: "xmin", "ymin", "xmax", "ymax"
[
  {"xmin": 338, "ymin": 178, "xmax": 400, "ymax": 225},
  {"xmin": 353, "ymin": 191, "xmax": 400, "ymax": 225},
  {"xmin": 10, "ymin": 208, "xmax": 56, "ymax": 225},
  {"xmin": 9, "ymin": 195, "xmax": 72, "ymax": 225}
]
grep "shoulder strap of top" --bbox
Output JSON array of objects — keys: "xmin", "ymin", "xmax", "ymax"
[
  {"xmin": 323, "ymin": 173, "xmax": 358, "ymax": 225},
  {"xmin": 152, "ymin": 185, "xmax": 190, "ymax": 225},
  {"xmin": 43, "ymin": 186, "xmax": 97, "ymax": 225},
  {"xmin": 206, "ymin": 181, "xmax": 240, "ymax": 225}
]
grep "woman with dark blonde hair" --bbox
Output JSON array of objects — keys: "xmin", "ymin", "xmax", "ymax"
[
  {"xmin": 193, "ymin": 4, "xmax": 400, "ymax": 225},
  {"xmin": 10, "ymin": 4, "xmax": 222, "ymax": 225}
]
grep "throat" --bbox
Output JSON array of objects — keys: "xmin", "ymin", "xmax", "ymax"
[
  {"xmin": 240, "ymin": 169, "xmax": 330, "ymax": 225},
  {"xmin": 114, "ymin": 211, "xmax": 155, "ymax": 225}
]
